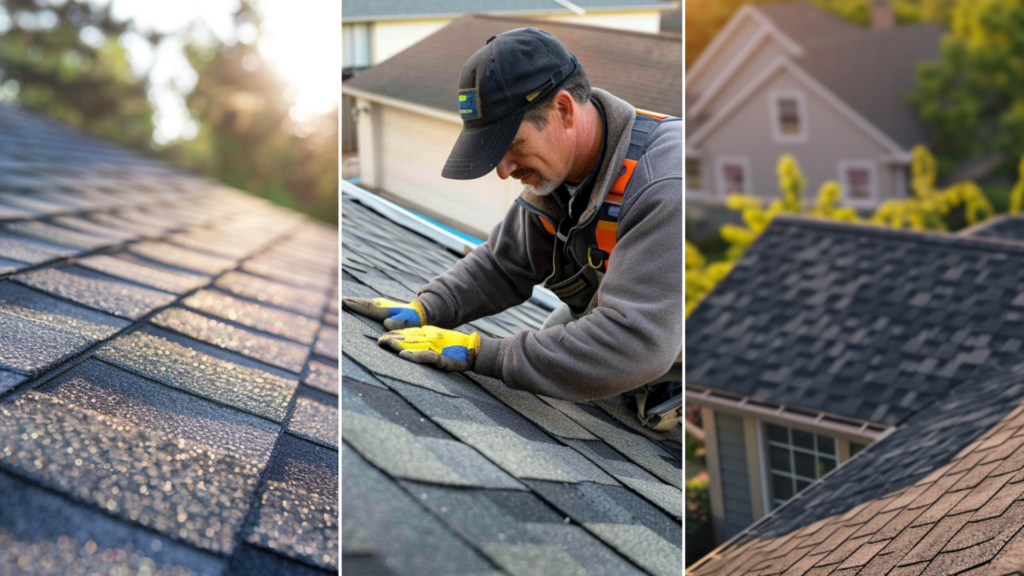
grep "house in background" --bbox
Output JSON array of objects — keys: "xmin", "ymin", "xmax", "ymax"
[
  {"xmin": 342, "ymin": 14, "xmax": 681, "ymax": 238},
  {"xmin": 341, "ymin": 0, "xmax": 677, "ymax": 155},
  {"xmin": 687, "ymin": 215, "xmax": 1024, "ymax": 545},
  {"xmin": 342, "ymin": 0, "xmax": 676, "ymax": 71},
  {"xmin": 685, "ymin": 2, "xmax": 942, "ymax": 225}
]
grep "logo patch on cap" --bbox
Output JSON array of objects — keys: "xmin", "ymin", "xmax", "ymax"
[{"xmin": 458, "ymin": 89, "xmax": 481, "ymax": 120}]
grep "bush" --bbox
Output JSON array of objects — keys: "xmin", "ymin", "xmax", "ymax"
[{"xmin": 686, "ymin": 471, "xmax": 715, "ymax": 566}]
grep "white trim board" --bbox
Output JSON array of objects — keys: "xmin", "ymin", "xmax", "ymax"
[
  {"xmin": 687, "ymin": 4, "xmax": 803, "ymax": 88},
  {"xmin": 687, "ymin": 56, "xmax": 907, "ymax": 156}
]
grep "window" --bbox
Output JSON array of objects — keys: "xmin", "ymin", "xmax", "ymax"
[
  {"xmin": 343, "ymin": 23, "xmax": 371, "ymax": 69},
  {"xmin": 766, "ymin": 423, "xmax": 837, "ymax": 508},
  {"xmin": 770, "ymin": 91, "xmax": 807, "ymax": 143},
  {"xmin": 686, "ymin": 157, "xmax": 702, "ymax": 191},
  {"xmin": 715, "ymin": 156, "xmax": 752, "ymax": 197},
  {"xmin": 838, "ymin": 161, "xmax": 878, "ymax": 207}
]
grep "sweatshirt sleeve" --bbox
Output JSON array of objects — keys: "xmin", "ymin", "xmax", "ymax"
[
  {"xmin": 416, "ymin": 201, "xmax": 555, "ymax": 329},
  {"xmin": 474, "ymin": 174, "xmax": 683, "ymax": 401}
]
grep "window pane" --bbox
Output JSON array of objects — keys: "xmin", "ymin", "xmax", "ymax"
[
  {"xmin": 847, "ymin": 167, "xmax": 872, "ymax": 199},
  {"xmin": 792, "ymin": 429, "xmax": 814, "ymax": 450},
  {"xmin": 723, "ymin": 163, "xmax": 745, "ymax": 192},
  {"xmin": 778, "ymin": 98, "xmax": 800, "ymax": 135},
  {"xmin": 770, "ymin": 446, "xmax": 791, "ymax": 472},
  {"xmin": 797, "ymin": 479, "xmax": 812, "ymax": 491},
  {"xmin": 686, "ymin": 159, "xmax": 702, "ymax": 190},
  {"xmin": 772, "ymin": 473, "xmax": 793, "ymax": 502},
  {"xmin": 768, "ymin": 424, "xmax": 788, "ymax": 444},
  {"xmin": 794, "ymin": 451, "xmax": 816, "ymax": 478},
  {"xmin": 817, "ymin": 435, "xmax": 835, "ymax": 455},
  {"xmin": 820, "ymin": 457, "xmax": 837, "ymax": 475}
]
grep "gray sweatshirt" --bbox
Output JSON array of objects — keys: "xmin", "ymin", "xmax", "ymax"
[{"xmin": 416, "ymin": 88, "xmax": 683, "ymax": 401}]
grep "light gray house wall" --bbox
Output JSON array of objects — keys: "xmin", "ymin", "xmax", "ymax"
[
  {"xmin": 716, "ymin": 412, "xmax": 754, "ymax": 540},
  {"xmin": 694, "ymin": 65, "xmax": 903, "ymax": 208}
]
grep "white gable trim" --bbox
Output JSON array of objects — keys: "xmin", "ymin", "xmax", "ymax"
[
  {"xmin": 688, "ymin": 56, "xmax": 906, "ymax": 155},
  {"xmin": 688, "ymin": 28, "xmax": 771, "ymax": 119},
  {"xmin": 342, "ymin": 86, "xmax": 462, "ymax": 125},
  {"xmin": 687, "ymin": 4, "xmax": 803, "ymax": 88}
]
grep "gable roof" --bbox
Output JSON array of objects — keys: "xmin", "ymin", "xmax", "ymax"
[
  {"xmin": 691, "ymin": 361, "xmax": 1024, "ymax": 573},
  {"xmin": 687, "ymin": 216, "xmax": 1024, "ymax": 427},
  {"xmin": 342, "ymin": 0, "xmax": 674, "ymax": 22},
  {"xmin": 690, "ymin": 2, "xmax": 941, "ymax": 150},
  {"xmin": 0, "ymin": 104, "xmax": 338, "ymax": 575},
  {"xmin": 340, "ymin": 185, "xmax": 683, "ymax": 575},
  {"xmin": 342, "ymin": 13, "xmax": 683, "ymax": 117}
]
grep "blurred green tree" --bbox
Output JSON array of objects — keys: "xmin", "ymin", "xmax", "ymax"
[
  {"xmin": 910, "ymin": 0, "xmax": 1024, "ymax": 176},
  {"xmin": 166, "ymin": 2, "xmax": 338, "ymax": 224},
  {"xmin": 0, "ymin": 0, "xmax": 156, "ymax": 149}
]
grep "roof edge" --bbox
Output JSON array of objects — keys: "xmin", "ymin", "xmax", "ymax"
[
  {"xmin": 342, "ymin": 3, "xmax": 676, "ymax": 23},
  {"xmin": 686, "ymin": 383, "xmax": 895, "ymax": 443}
]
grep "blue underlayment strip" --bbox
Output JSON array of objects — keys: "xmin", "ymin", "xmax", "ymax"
[{"xmin": 408, "ymin": 213, "xmax": 484, "ymax": 246}]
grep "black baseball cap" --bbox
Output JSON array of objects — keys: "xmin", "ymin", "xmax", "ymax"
[{"xmin": 442, "ymin": 28, "xmax": 580, "ymax": 180}]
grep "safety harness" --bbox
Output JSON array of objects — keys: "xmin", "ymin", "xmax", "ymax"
[{"xmin": 524, "ymin": 110, "xmax": 679, "ymax": 316}]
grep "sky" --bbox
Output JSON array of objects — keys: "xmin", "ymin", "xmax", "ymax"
[{"xmin": 108, "ymin": 0, "xmax": 341, "ymax": 144}]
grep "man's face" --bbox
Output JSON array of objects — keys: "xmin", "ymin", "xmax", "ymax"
[{"xmin": 495, "ymin": 108, "xmax": 573, "ymax": 196}]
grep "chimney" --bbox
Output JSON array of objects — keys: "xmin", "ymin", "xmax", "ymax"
[{"xmin": 871, "ymin": 0, "xmax": 894, "ymax": 29}]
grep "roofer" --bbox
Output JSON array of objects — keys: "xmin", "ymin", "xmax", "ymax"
[{"xmin": 343, "ymin": 28, "xmax": 682, "ymax": 429}]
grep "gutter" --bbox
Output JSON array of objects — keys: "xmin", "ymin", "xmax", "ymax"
[{"xmin": 342, "ymin": 180, "xmax": 561, "ymax": 310}]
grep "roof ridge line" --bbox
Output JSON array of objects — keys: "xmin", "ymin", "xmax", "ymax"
[{"xmin": 770, "ymin": 214, "xmax": 1024, "ymax": 255}]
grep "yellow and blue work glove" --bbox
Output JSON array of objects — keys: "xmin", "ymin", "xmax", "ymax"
[
  {"xmin": 378, "ymin": 327, "xmax": 480, "ymax": 372},
  {"xmin": 341, "ymin": 297, "xmax": 425, "ymax": 330}
]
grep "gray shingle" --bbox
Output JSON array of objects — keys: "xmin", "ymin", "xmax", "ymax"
[
  {"xmin": 183, "ymin": 288, "xmax": 321, "ymax": 345},
  {"xmin": 95, "ymin": 327, "xmax": 297, "ymax": 422},
  {"xmin": 0, "ymin": 281, "xmax": 129, "ymax": 374},
  {"xmin": 151, "ymin": 307, "xmax": 309, "ymax": 373},
  {"xmin": 288, "ymin": 397, "xmax": 339, "ymax": 449},
  {"xmin": 77, "ymin": 253, "xmax": 210, "ymax": 294},
  {"xmin": 14, "ymin": 265, "xmax": 177, "ymax": 320}
]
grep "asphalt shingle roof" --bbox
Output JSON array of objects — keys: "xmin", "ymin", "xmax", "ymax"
[
  {"xmin": 687, "ymin": 216, "xmax": 1024, "ymax": 427},
  {"xmin": 0, "ymin": 104, "xmax": 338, "ymax": 575},
  {"xmin": 342, "ymin": 0, "xmax": 673, "ymax": 21},
  {"xmin": 343, "ymin": 13, "xmax": 683, "ymax": 117},
  {"xmin": 690, "ymin": 362, "xmax": 1024, "ymax": 574},
  {"xmin": 340, "ymin": 193, "xmax": 683, "ymax": 575}
]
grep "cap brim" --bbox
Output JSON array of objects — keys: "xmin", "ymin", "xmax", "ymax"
[{"xmin": 442, "ymin": 110, "xmax": 525, "ymax": 180}]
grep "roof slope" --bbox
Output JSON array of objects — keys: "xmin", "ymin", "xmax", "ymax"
[
  {"xmin": 0, "ymin": 105, "xmax": 338, "ymax": 575},
  {"xmin": 343, "ymin": 13, "xmax": 682, "ymax": 117},
  {"xmin": 342, "ymin": 0, "xmax": 672, "ymax": 21},
  {"xmin": 340, "ymin": 193, "xmax": 683, "ymax": 576},
  {"xmin": 690, "ymin": 362, "xmax": 1024, "ymax": 574},
  {"xmin": 749, "ymin": 2, "xmax": 941, "ymax": 149},
  {"xmin": 687, "ymin": 216, "xmax": 1024, "ymax": 426}
]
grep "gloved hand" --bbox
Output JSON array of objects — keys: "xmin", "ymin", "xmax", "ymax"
[
  {"xmin": 378, "ymin": 326, "xmax": 480, "ymax": 372},
  {"xmin": 342, "ymin": 297, "xmax": 425, "ymax": 330}
]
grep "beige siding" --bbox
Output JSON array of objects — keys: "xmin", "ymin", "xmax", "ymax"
[
  {"xmin": 699, "ymin": 67, "xmax": 900, "ymax": 207},
  {"xmin": 687, "ymin": 14, "xmax": 763, "ymax": 99},
  {"xmin": 372, "ymin": 19, "xmax": 451, "ymax": 64},
  {"xmin": 377, "ymin": 106, "xmax": 519, "ymax": 236}
]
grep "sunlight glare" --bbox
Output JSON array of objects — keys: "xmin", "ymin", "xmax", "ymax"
[{"xmin": 258, "ymin": 0, "xmax": 340, "ymax": 117}]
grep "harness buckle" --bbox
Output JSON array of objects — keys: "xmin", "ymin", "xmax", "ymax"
[{"xmin": 587, "ymin": 247, "xmax": 606, "ymax": 269}]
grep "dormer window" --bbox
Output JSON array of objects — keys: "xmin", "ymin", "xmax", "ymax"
[{"xmin": 770, "ymin": 91, "xmax": 807, "ymax": 143}]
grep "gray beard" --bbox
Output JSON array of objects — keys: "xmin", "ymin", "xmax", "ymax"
[{"xmin": 522, "ymin": 177, "xmax": 559, "ymax": 196}]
